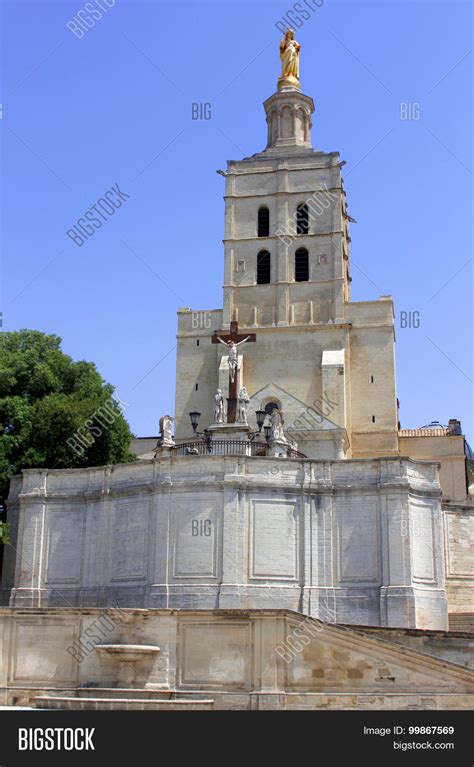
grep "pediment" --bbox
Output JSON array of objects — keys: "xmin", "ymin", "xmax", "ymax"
[{"xmin": 249, "ymin": 382, "xmax": 342, "ymax": 433}]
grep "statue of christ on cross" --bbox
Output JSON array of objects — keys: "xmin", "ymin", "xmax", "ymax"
[
  {"xmin": 215, "ymin": 335, "xmax": 251, "ymax": 383},
  {"xmin": 212, "ymin": 321, "xmax": 256, "ymax": 423}
]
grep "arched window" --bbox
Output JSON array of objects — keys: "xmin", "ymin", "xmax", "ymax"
[
  {"xmin": 258, "ymin": 206, "xmax": 270, "ymax": 237},
  {"xmin": 264, "ymin": 401, "xmax": 280, "ymax": 416},
  {"xmin": 296, "ymin": 203, "xmax": 309, "ymax": 235},
  {"xmin": 295, "ymin": 248, "xmax": 309, "ymax": 281},
  {"xmin": 257, "ymin": 250, "xmax": 271, "ymax": 284}
]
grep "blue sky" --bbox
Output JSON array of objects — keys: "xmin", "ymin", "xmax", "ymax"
[{"xmin": 2, "ymin": 0, "xmax": 473, "ymax": 441}]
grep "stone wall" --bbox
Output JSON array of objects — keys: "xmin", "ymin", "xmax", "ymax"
[
  {"xmin": 443, "ymin": 505, "xmax": 474, "ymax": 614},
  {"xmin": 1, "ymin": 454, "xmax": 448, "ymax": 629},
  {"xmin": 399, "ymin": 434, "xmax": 469, "ymax": 505},
  {"xmin": 0, "ymin": 609, "xmax": 472, "ymax": 710}
]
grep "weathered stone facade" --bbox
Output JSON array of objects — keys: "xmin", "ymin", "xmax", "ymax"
[
  {"xmin": 1, "ymin": 609, "xmax": 473, "ymax": 710},
  {"xmin": 443, "ymin": 506, "xmax": 474, "ymax": 617},
  {"xmin": 1, "ymin": 37, "xmax": 472, "ymax": 711},
  {"xmin": 1, "ymin": 454, "xmax": 448, "ymax": 630},
  {"xmin": 173, "ymin": 123, "xmax": 400, "ymax": 460}
]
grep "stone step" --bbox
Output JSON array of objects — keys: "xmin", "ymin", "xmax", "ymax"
[
  {"xmin": 65, "ymin": 688, "xmax": 212, "ymax": 701},
  {"xmin": 35, "ymin": 695, "xmax": 214, "ymax": 711}
]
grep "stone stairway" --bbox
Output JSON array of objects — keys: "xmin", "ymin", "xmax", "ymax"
[{"xmin": 35, "ymin": 690, "xmax": 214, "ymax": 711}]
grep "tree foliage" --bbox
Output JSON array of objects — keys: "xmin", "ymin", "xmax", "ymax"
[{"xmin": 0, "ymin": 330, "xmax": 136, "ymax": 523}]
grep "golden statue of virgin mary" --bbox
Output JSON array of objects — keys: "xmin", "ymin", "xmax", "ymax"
[{"xmin": 279, "ymin": 29, "xmax": 301, "ymax": 88}]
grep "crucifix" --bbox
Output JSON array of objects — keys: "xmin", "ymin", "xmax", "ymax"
[{"xmin": 212, "ymin": 321, "xmax": 256, "ymax": 423}]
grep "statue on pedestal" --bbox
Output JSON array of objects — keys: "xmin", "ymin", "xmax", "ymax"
[
  {"xmin": 237, "ymin": 387, "xmax": 250, "ymax": 423},
  {"xmin": 214, "ymin": 389, "xmax": 225, "ymax": 424},
  {"xmin": 333, "ymin": 433, "xmax": 346, "ymax": 460},
  {"xmin": 212, "ymin": 322, "xmax": 256, "ymax": 423},
  {"xmin": 279, "ymin": 29, "xmax": 301, "ymax": 86},
  {"xmin": 269, "ymin": 409, "xmax": 287, "ymax": 443},
  {"xmin": 157, "ymin": 415, "xmax": 174, "ymax": 448}
]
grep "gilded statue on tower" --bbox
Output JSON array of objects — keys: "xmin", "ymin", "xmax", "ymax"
[{"xmin": 279, "ymin": 28, "xmax": 301, "ymax": 89}]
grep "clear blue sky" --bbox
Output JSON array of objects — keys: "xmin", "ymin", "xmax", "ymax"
[{"xmin": 2, "ymin": 0, "xmax": 473, "ymax": 441}]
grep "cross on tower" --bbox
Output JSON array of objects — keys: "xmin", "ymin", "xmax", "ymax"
[{"xmin": 212, "ymin": 321, "xmax": 256, "ymax": 423}]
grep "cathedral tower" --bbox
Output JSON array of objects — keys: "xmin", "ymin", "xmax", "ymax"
[{"xmin": 174, "ymin": 31, "xmax": 398, "ymax": 459}]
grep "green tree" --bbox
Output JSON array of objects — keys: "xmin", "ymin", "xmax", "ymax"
[{"xmin": 0, "ymin": 330, "xmax": 136, "ymax": 538}]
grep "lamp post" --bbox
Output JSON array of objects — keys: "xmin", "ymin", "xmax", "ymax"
[
  {"xmin": 189, "ymin": 410, "xmax": 201, "ymax": 433},
  {"xmin": 255, "ymin": 410, "xmax": 266, "ymax": 432},
  {"xmin": 188, "ymin": 411, "xmax": 212, "ymax": 453},
  {"xmin": 246, "ymin": 409, "xmax": 267, "ymax": 445}
]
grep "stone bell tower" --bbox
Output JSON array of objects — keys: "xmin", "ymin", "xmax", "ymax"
[
  {"xmin": 221, "ymin": 32, "xmax": 350, "ymax": 331},
  {"xmin": 174, "ymin": 30, "xmax": 399, "ymax": 460}
]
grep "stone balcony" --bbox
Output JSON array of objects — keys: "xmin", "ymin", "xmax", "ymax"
[{"xmin": 169, "ymin": 438, "xmax": 306, "ymax": 459}]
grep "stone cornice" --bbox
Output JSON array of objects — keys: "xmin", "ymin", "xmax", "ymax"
[
  {"xmin": 223, "ymin": 231, "xmax": 344, "ymax": 241},
  {"xmin": 223, "ymin": 187, "xmax": 342, "ymax": 199},
  {"xmin": 17, "ymin": 476, "xmax": 439, "ymax": 502},
  {"xmin": 226, "ymin": 157, "xmax": 340, "ymax": 174},
  {"xmin": 177, "ymin": 322, "xmax": 352, "ymax": 338}
]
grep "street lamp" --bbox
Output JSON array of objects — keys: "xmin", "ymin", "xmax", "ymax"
[
  {"xmin": 189, "ymin": 410, "xmax": 201, "ymax": 433},
  {"xmin": 188, "ymin": 410, "xmax": 211, "ymax": 453},
  {"xmin": 255, "ymin": 410, "xmax": 266, "ymax": 432},
  {"xmin": 246, "ymin": 409, "xmax": 268, "ymax": 445}
]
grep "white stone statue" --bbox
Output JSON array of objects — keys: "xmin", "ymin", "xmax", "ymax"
[
  {"xmin": 269, "ymin": 409, "xmax": 287, "ymax": 443},
  {"xmin": 214, "ymin": 389, "xmax": 225, "ymax": 424},
  {"xmin": 157, "ymin": 415, "xmax": 174, "ymax": 447},
  {"xmin": 237, "ymin": 386, "xmax": 250, "ymax": 423},
  {"xmin": 215, "ymin": 336, "xmax": 251, "ymax": 383},
  {"xmin": 333, "ymin": 433, "xmax": 346, "ymax": 460}
]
